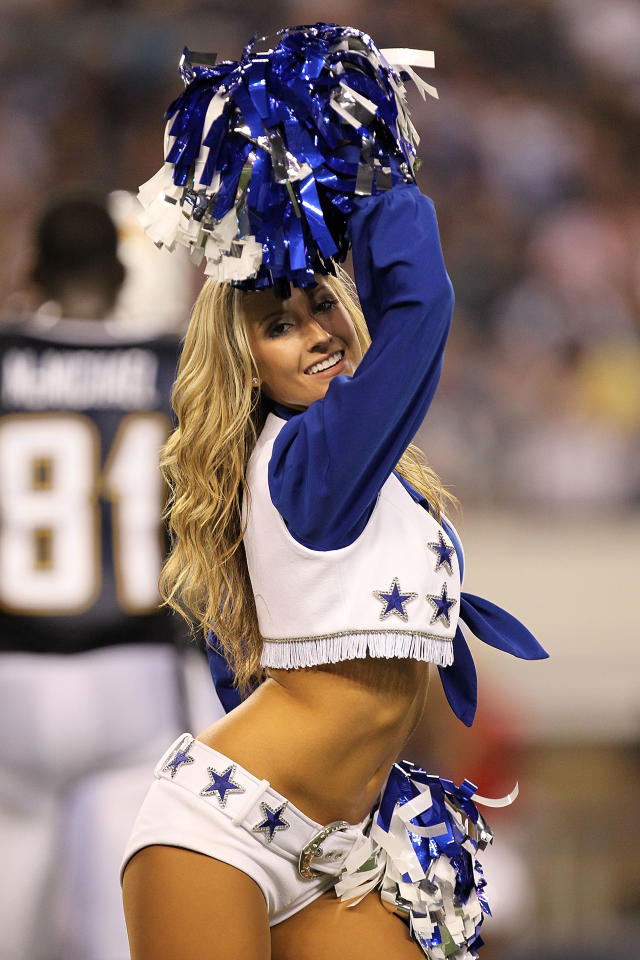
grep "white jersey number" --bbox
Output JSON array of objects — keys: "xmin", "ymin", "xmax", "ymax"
[{"xmin": 0, "ymin": 412, "xmax": 169, "ymax": 615}]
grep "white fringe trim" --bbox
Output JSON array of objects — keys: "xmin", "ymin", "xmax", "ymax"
[{"xmin": 260, "ymin": 632, "xmax": 454, "ymax": 670}]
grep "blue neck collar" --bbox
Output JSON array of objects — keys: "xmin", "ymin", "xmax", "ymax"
[{"xmin": 269, "ymin": 400, "xmax": 303, "ymax": 421}]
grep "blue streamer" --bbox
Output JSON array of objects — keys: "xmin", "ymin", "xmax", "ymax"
[
  {"xmin": 141, "ymin": 22, "xmax": 430, "ymax": 288},
  {"xmin": 299, "ymin": 174, "xmax": 338, "ymax": 258},
  {"xmin": 246, "ymin": 59, "xmax": 270, "ymax": 118},
  {"xmin": 377, "ymin": 760, "xmax": 491, "ymax": 953}
]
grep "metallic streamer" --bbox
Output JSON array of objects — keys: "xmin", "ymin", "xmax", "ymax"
[
  {"xmin": 138, "ymin": 23, "xmax": 438, "ymax": 288},
  {"xmin": 335, "ymin": 761, "xmax": 514, "ymax": 959}
]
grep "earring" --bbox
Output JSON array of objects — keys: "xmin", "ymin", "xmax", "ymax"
[{"xmin": 252, "ymin": 377, "xmax": 259, "ymax": 387}]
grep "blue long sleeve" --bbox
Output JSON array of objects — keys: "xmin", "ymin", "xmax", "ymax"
[
  {"xmin": 208, "ymin": 186, "xmax": 454, "ymax": 711},
  {"xmin": 268, "ymin": 184, "xmax": 454, "ymax": 550},
  {"xmin": 207, "ymin": 186, "xmax": 545, "ymax": 722}
]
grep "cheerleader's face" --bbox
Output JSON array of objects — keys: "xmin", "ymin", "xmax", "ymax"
[{"xmin": 243, "ymin": 279, "xmax": 362, "ymax": 410}]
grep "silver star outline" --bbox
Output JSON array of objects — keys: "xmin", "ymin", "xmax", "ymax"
[
  {"xmin": 199, "ymin": 764, "xmax": 246, "ymax": 808},
  {"xmin": 372, "ymin": 577, "xmax": 419, "ymax": 622},
  {"xmin": 252, "ymin": 801, "xmax": 290, "ymax": 843},
  {"xmin": 163, "ymin": 738, "xmax": 195, "ymax": 779},
  {"xmin": 426, "ymin": 581, "xmax": 458, "ymax": 628},
  {"xmin": 427, "ymin": 530, "xmax": 455, "ymax": 576}
]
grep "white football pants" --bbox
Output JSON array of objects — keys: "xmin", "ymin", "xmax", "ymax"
[{"xmin": 0, "ymin": 643, "xmax": 222, "ymax": 960}]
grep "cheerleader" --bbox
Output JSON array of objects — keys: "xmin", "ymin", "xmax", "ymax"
[{"xmin": 122, "ymin": 25, "xmax": 547, "ymax": 960}]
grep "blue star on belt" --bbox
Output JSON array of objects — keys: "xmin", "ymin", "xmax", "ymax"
[
  {"xmin": 200, "ymin": 764, "xmax": 246, "ymax": 807},
  {"xmin": 163, "ymin": 738, "xmax": 195, "ymax": 778},
  {"xmin": 252, "ymin": 801, "xmax": 290, "ymax": 843},
  {"xmin": 426, "ymin": 582, "xmax": 457, "ymax": 628},
  {"xmin": 427, "ymin": 530, "xmax": 455, "ymax": 576},
  {"xmin": 373, "ymin": 577, "xmax": 418, "ymax": 621}
]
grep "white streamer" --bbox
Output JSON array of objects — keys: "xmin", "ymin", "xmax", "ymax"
[
  {"xmin": 474, "ymin": 782, "xmax": 519, "ymax": 807},
  {"xmin": 380, "ymin": 48, "xmax": 436, "ymax": 70}
]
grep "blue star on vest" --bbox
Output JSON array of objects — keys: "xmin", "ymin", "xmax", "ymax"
[
  {"xmin": 200, "ymin": 765, "xmax": 245, "ymax": 808},
  {"xmin": 427, "ymin": 531, "xmax": 455, "ymax": 576},
  {"xmin": 163, "ymin": 739, "xmax": 195, "ymax": 778},
  {"xmin": 373, "ymin": 577, "xmax": 418, "ymax": 622},
  {"xmin": 252, "ymin": 801, "xmax": 290, "ymax": 843},
  {"xmin": 426, "ymin": 582, "xmax": 457, "ymax": 628}
]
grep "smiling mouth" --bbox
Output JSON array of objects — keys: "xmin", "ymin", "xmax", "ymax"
[{"xmin": 305, "ymin": 351, "xmax": 344, "ymax": 375}]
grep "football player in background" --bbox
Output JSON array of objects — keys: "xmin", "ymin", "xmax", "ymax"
[{"xmin": 0, "ymin": 194, "xmax": 198, "ymax": 960}]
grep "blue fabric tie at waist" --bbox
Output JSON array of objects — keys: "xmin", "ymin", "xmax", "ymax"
[
  {"xmin": 207, "ymin": 595, "xmax": 548, "ymax": 727},
  {"xmin": 437, "ymin": 593, "xmax": 549, "ymax": 727}
]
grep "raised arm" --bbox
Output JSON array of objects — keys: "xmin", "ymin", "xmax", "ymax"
[{"xmin": 268, "ymin": 183, "xmax": 454, "ymax": 550}]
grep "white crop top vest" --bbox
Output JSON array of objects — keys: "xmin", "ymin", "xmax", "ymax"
[{"xmin": 243, "ymin": 413, "xmax": 463, "ymax": 671}]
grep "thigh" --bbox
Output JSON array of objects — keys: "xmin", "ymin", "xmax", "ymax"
[
  {"xmin": 271, "ymin": 889, "xmax": 424, "ymax": 960},
  {"xmin": 123, "ymin": 845, "xmax": 271, "ymax": 960}
]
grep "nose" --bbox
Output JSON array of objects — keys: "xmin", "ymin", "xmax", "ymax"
[{"xmin": 303, "ymin": 313, "xmax": 333, "ymax": 353}]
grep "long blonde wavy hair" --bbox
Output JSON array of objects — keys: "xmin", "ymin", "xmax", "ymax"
[{"xmin": 160, "ymin": 265, "xmax": 457, "ymax": 693}]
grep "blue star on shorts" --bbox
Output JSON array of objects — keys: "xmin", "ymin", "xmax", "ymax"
[
  {"xmin": 373, "ymin": 577, "xmax": 418, "ymax": 621},
  {"xmin": 163, "ymin": 739, "xmax": 195, "ymax": 778},
  {"xmin": 252, "ymin": 801, "xmax": 290, "ymax": 843},
  {"xmin": 426, "ymin": 582, "xmax": 457, "ymax": 628},
  {"xmin": 200, "ymin": 765, "xmax": 246, "ymax": 807}
]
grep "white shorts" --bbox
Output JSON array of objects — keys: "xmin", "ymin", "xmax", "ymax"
[
  {"xmin": 122, "ymin": 736, "xmax": 495, "ymax": 958},
  {"xmin": 121, "ymin": 734, "xmax": 369, "ymax": 926}
]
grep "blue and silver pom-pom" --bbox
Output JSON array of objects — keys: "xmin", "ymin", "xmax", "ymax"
[
  {"xmin": 335, "ymin": 762, "xmax": 518, "ymax": 960},
  {"xmin": 138, "ymin": 23, "xmax": 438, "ymax": 292}
]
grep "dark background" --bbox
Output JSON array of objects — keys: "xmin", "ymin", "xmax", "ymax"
[{"xmin": 2, "ymin": 1, "xmax": 639, "ymax": 955}]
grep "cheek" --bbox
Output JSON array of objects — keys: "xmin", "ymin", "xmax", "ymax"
[{"xmin": 255, "ymin": 339, "xmax": 299, "ymax": 383}]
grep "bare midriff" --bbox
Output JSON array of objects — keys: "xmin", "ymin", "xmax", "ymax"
[{"xmin": 197, "ymin": 655, "xmax": 431, "ymax": 826}]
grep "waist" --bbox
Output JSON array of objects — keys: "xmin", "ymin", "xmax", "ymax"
[{"xmin": 198, "ymin": 657, "xmax": 430, "ymax": 824}]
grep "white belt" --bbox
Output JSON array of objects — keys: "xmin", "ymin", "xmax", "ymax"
[{"xmin": 155, "ymin": 734, "xmax": 368, "ymax": 880}]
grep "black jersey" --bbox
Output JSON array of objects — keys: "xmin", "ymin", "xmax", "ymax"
[{"xmin": 0, "ymin": 315, "xmax": 182, "ymax": 654}]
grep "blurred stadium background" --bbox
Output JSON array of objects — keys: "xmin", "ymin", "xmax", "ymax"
[{"xmin": 1, "ymin": 0, "xmax": 639, "ymax": 957}]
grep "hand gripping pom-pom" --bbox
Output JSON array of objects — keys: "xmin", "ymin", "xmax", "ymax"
[
  {"xmin": 137, "ymin": 23, "xmax": 439, "ymax": 291},
  {"xmin": 335, "ymin": 763, "xmax": 516, "ymax": 960}
]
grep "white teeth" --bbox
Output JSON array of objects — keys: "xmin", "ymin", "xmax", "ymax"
[{"xmin": 306, "ymin": 351, "xmax": 343, "ymax": 375}]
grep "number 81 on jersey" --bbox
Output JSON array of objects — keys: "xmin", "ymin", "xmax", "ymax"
[{"xmin": 0, "ymin": 412, "xmax": 170, "ymax": 615}]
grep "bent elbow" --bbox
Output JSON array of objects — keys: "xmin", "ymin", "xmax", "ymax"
[
  {"xmin": 437, "ymin": 272, "xmax": 455, "ymax": 320},
  {"xmin": 425, "ymin": 272, "xmax": 455, "ymax": 341}
]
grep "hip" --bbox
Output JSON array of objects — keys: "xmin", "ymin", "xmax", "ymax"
[
  {"xmin": 122, "ymin": 732, "xmax": 494, "ymax": 958},
  {"xmin": 121, "ymin": 733, "xmax": 370, "ymax": 927}
]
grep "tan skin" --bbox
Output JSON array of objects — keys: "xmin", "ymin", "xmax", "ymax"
[{"xmin": 123, "ymin": 280, "xmax": 428, "ymax": 958}]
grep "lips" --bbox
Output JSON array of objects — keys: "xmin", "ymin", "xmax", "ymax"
[{"xmin": 304, "ymin": 350, "xmax": 344, "ymax": 375}]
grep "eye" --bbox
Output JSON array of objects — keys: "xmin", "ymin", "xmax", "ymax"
[
  {"xmin": 314, "ymin": 298, "xmax": 338, "ymax": 313},
  {"xmin": 267, "ymin": 320, "xmax": 293, "ymax": 338}
]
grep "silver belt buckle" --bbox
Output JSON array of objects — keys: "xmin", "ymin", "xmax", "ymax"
[{"xmin": 298, "ymin": 820, "xmax": 350, "ymax": 880}]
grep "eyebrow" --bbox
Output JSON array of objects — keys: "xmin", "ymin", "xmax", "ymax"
[{"xmin": 257, "ymin": 308, "xmax": 286, "ymax": 326}]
